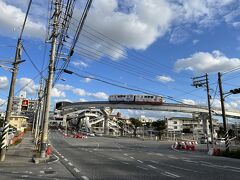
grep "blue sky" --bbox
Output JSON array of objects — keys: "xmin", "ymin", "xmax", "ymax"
[{"xmin": 1, "ymin": 0, "xmax": 240, "ymax": 120}]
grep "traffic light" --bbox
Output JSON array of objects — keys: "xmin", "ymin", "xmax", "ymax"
[
  {"xmin": 21, "ymin": 99, "xmax": 29, "ymax": 111},
  {"xmin": 229, "ymin": 88, "xmax": 240, "ymax": 94}
]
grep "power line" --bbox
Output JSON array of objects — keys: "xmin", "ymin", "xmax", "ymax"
[
  {"xmin": 19, "ymin": 0, "xmax": 32, "ymax": 39},
  {"xmin": 0, "ymin": 66, "xmax": 48, "ymax": 107}
]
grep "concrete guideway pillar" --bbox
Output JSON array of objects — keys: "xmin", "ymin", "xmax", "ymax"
[{"xmin": 101, "ymin": 107, "xmax": 112, "ymax": 135}]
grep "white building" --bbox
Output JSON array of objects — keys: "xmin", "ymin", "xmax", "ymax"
[
  {"xmin": 167, "ymin": 117, "xmax": 219, "ymax": 138},
  {"xmin": 12, "ymin": 91, "xmax": 37, "ymax": 123}
]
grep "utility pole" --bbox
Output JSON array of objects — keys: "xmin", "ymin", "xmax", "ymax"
[
  {"xmin": 0, "ymin": 0, "xmax": 32, "ymax": 162},
  {"xmin": 192, "ymin": 74, "xmax": 214, "ymax": 149},
  {"xmin": 34, "ymin": 80, "xmax": 44, "ymax": 146},
  {"xmin": 40, "ymin": 0, "xmax": 60, "ymax": 158},
  {"xmin": 0, "ymin": 40, "xmax": 22, "ymax": 161},
  {"xmin": 218, "ymin": 72, "xmax": 230, "ymax": 152}
]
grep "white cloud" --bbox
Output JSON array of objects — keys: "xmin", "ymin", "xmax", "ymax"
[
  {"xmin": 72, "ymin": 88, "xmax": 87, "ymax": 96},
  {"xmin": 51, "ymin": 87, "xmax": 66, "ymax": 98},
  {"xmin": 0, "ymin": 76, "xmax": 8, "ymax": 89},
  {"xmin": 0, "ymin": 0, "xmax": 45, "ymax": 39},
  {"xmin": 72, "ymin": 61, "xmax": 88, "ymax": 68},
  {"xmin": 182, "ymin": 99, "xmax": 196, "ymax": 105},
  {"xmin": 72, "ymin": 87, "xmax": 108, "ymax": 100},
  {"xmin": 156, "ymin": 75, "xmax": 174, "ymax": 83},
  {"xmin": 17, "ymin": 77, "xmax": 38, "ymax": 96},
  {"xmin": 53, "ymin": 98, "xmax": 72, "ymax": 103},
  {"xmin": 89, "ymin": 92, "xmax": 108, "ymax": 100},
  {"xmin": 54, "ymin": 84, "xmax": 73, "ymax": 91},
  {"xmin": 192, "ymin": 39, "xmax": 199, "ymax": 44},
  {"xmin": 79, "ymin": 98, "xmax": 87, "ymax": 102},
  {"xmin": 174, "ymin": 50, "xmax": 240, "ymax": 74},
  {"xmin": 82, "ymin": 77, "xmax": 92, "ymax": 83}
]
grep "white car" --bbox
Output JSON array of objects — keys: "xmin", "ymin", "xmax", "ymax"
[{"xmin": 215, "ymin": 138, "xmax": 225, "ymax": 145}]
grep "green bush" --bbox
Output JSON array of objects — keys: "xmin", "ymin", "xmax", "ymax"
[{"xmin": 221, "ymin": 150, "xmax": 240, "ymax": 159}]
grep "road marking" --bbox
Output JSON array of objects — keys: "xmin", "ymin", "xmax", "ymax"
[
  {"xmin": 130, "ymin": 156, "xmax": 135, "ymax": 159},
  {"xmin": 40, "ymin": 171, "xmax": 44, "ymax": 174},
  {"xmin": 74, "ymin": 168, "xmax": 80, "ymax": 173},
  {"xmin": 183, "ymin": 159, "xmax": 198, "ymax": 163},
  {"xmin": 108, "ymin": 158, "xmax": 115, "ymax": 160},
  {"xmin": 156, "ymin": 153, "xmax": 163, "ymax": 156},
  {"xmin": 136, "ymin": 166, "xmax": 148, "ymax": 170},
  {"xmin": 59, "ymin": 153, "xmax": 61, "ymax": 156},
  {"xmin": 161, "ymin": 163, "xmax": 198, "ymax": 173},
  {"xmin": 147, "ymin": 164, "xmax": 157, "ymax": 169},
  {"xmin": 164, "ymin": 171, "xmax": 181, "ymax": 178},
  {"xmin": 121, "ymin": 162, "xmax": 129, "ymax": 164},
  {"xmin": 199, "ymin": 161, "xmax": 211, "ymax": 164},
  {"xmin": 89, "ymin": 150, "xmax": 93, "ymax": 152},
  {"xmin": 168, "ymin": 155, "xmax": 178, "ymax": 159},
  {"xmin": 21, "ymin": 175, "xmax": 29, "ymax": 178},
  {"xmin": 124, "ymin": 153, "xmax": 128, "ymax": 156},
  {"xmin": 12, "ymin": 172, "xmax": 19, "ymax": 174},
  {"xmin": 224, "ymin": 166, "xmax": 240, "ymax": 170},
  {"xmin": 82, "ymin": 176, "xmax": 89, "ymax": 180},
  {"xmin": 68, "ymin": 162, "xmax": 73, "ymax": 166},
  {"xmin": 64, "ymin": 158, "xmax": 68, "ymax": 161},
  {"xmin": 137, "ymin": 160, "xmax": 143, "ymax": 163},
  {"xmin": 61, "ymin": 156, "xmax": 64, "ymax": 158}
]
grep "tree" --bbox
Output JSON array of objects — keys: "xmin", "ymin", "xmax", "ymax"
[
  {"xmin": 152, "ymin": 120, "xmax": 166, "ymax": 139},
  {"xmin": 117, "ymin": 120, "xmax": 125, "ymax": 136},
  {"xmin": 129, "ymin": 118, "xmax": 142, "ymax": 137}
]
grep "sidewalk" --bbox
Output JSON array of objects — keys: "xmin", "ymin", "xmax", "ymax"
[
  {"xmin": 0, "ymin": 131, "xmax": 35, "ymax": 167},
  {"xmin": 0, "ymin": 131, "xmax": 76, "ymax": 180}
]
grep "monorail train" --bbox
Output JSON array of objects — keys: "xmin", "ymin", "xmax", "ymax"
[{"xmin": 108, "ymin": 94, "xmax": 163, "ymax": 105}]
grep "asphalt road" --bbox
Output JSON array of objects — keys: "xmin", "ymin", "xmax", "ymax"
[{"xmin": 49, "ymin": 130, "xmax": 240, "ymax": 180}]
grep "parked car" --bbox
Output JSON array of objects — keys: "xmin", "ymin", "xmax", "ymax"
[
  {"xmin": 215, "ymin": 138, "xmax": 225, "ymax": 145},
  {"xmin": 199, "ymin": 137, "xmax": 212, "ymax": 144}
]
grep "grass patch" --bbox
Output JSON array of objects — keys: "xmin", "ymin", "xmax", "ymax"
[{"xmin": 13, "ymin": 138, "xmax": 22, "ymax": 145}]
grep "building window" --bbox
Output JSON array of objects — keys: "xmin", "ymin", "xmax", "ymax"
[
  {"xmin": 173, "ymin": 121, "xmax": 177, "ymax": 124},
  {"xmin": 174, "ymin": 126, "xmax": 177, "ymax": 129}
]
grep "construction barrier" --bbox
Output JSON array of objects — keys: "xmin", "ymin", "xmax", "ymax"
[{"xmin": 173, "ymin": 140, "xmax": 197, "ymax": 151}]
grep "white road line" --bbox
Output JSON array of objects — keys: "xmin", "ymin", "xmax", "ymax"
[
  {"xmin": 164, "ymin": 171, "xmax": 181, "ymax": 178},
  {"xmin": 89, "ymin": 150, "xmax": 93, "ymax": 153},
  {"xmin": 224, "ymin": 166, "xmax": 240, "ymax": 170},
  {"xmin": 199, "ymin": 161, "xmax": 211, "ymax": 164},
  {"xmin": 168, "ymin": 155, "xmax": 178, "ymax": 159},
  {"xmin": 21, "ymin": 175, "xmax": 29, "ymax": 178},
  {"xmin": 156, "ymin": 153, "xmax": 163, "ymax": 156},
  {"xmin": 124, "ymin": 153, "xmax": 128, "ymax": 156},
  {"xmin": 74, "ymin": 168, "xmax": 80, "ymax": 173},
  {"xmin": 82, "ymin": 176, "xmax": 89, "ymax": 180},
  {"xmin": 130, "ymin": 156, "xmax": 135, "ymax": 159},
  {"xmin": 40, "ymin": 171, "xmax": 44, "ymax": 174},
  {"xmin": 61, "ymin": 156, "xmax": 64, "ymax": 158},
  {"xmin": 59, "ymin": 153, "xmax": 61, "ymax": 156},
  {"xmin": 12, "ymin": 172, "xmax": 19, "ymax": 174},
  {"xmin": 183, "ymin": 159, "xmax": 198, "ymax": 163},
  {"xmin": 147, "ymin": 164, "xmax": 157, "ymax": 169},
  {"xmin": 136, "ymin": 166, "xmax": 148, "ymax": 170},
  {"xmin": 161, "ymin": 173, "xmax": 177, "ymax": 178},
  {"xmin": 137, "ymin": 160, "xmax": 143, "ymax": 163},
  {"xmin": 64, "ymin": 158, "xmax": 68, "ymax": 161},
  {"xmin": 121, "ymin": 162, "xmax": 129, "ymax": 164},
  {"xmin": 108, "ymin": 158, "xmax": 115, "ymax": 160},
  {"xmin": 68, "ymin": 162, "xmax": 73, "ymax": 166}
]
